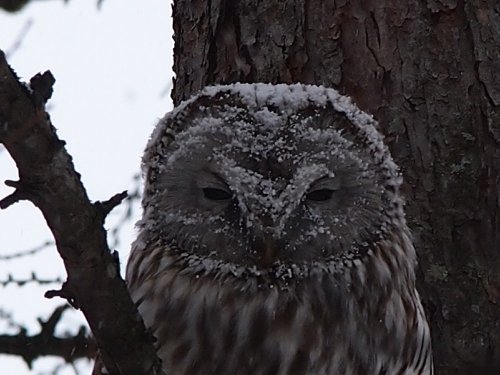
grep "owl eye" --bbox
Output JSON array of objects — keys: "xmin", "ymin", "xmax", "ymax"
[
  {"xmin": 305, "ymin": 189, "xmax": 334, "ymax": 202},
  {"xmin": 202, "ymin": 187, "xmax": 233, "ymax": 201}
]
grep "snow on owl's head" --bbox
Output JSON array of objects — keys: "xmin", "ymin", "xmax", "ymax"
[{"xmin": 139, "ymin": 83, "xmax": 403, "ymax": 279}]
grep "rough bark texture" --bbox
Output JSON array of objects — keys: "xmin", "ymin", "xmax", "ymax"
[
  {"xmin": 172, "ymin": 1, "xmax": 500, "ymax": 373},
  {"xmin": 0, "ymin": 51, "xmax": 162, "ymax": 375}
]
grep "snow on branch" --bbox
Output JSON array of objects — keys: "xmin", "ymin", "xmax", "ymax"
[{"xmin": 0, "ymin": 50, "xmax": 162, "ymax": 374}]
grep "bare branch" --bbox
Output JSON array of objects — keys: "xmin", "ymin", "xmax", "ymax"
[
  {"xmin": 0, "ymin": 272, "xmax": 62, "ymax": 286},
  {"xmin": 0, "ymin": 240, "xmax": 54, "ymax": 260},
  {"xmin": 108, "ymin": 173, "xmax": 141, "ymax": 248},
  {"xmin": 0, "ymin": 305, "xmax": 95, "ymax": 367},
  {"xmin": 0, "ymin": 50, "xmax": 162, "ymax": 374},
  {"xmin": 94, "ymin": 190, "xmax": 128, "ymax": 219},
  {"xmin": 1, "ymin": 174, "xmax": 140, "ymax": 261},
  {"xmin": 0, "ymin": 179, "xmax": 30, "ymax": 209},
  {"xmin": 5, "ymin": 18, "xmax": 33, "ymax": 58}
]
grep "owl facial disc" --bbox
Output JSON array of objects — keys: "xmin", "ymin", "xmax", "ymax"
[{"xmin": 141, "ymin": 83, "xmax": 403, "ymax": 272}]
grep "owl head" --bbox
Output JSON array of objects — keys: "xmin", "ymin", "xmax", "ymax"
[{"xmin": 139, "ymin": 83, "xmax": 404, "ymax": 279}]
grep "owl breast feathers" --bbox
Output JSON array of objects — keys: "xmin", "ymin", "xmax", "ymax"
[{"xmin": 125, "ymin": 83, "xmax": 433, "ymax": 375}]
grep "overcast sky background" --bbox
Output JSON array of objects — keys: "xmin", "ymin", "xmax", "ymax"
[{"xmin": 0, "ymin": 0, "xmax": 173, "ymax": 373}]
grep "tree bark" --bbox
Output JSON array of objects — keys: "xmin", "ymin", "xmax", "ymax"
[{"xmin": 172, "ymin": 1, "xmax": 500, "ymax": 373}]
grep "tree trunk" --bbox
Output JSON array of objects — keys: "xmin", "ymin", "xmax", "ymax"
[{"xmin": 172, "ymin": 1, "xmax": 500, "ymax": 374}]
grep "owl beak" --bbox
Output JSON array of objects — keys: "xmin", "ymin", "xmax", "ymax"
[
  {"xmin": 261, "ymin": 237, "xmax": 277, "ymax": 268},
  {"xmin": 252, "ymin": 234, "xmax": 278, "ymax": 268},
  {"xmin": 249, "ymin": 210, "xmax": 280, "ymax": 267}
]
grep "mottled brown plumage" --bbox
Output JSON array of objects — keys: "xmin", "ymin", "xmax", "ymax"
[{"xmin": 124, "ymin": 83, "xmax": 433, "ymax": 374}]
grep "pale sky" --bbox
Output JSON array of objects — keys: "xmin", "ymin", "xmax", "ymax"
[{"xmin": 0, "ymin": 0, "xmax": 173, "ymax": 373}]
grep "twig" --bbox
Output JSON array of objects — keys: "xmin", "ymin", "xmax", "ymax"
[
  {"xmin": 5, "ymin": 18, "xmax": 33, "ymax": 58},
  {"xmin": 94, "ymin": 190, "xmax": 128, "ymax": 219},
  {"xmin": 0, "ymin": 240, "xmax": 54, "ymax": 260},
  {"xmin": 0, "ymin": 305, "xmax": 95, "ymax": 367},
  {"xmin": 0, "ymin": 272, "xmax": 62, "ymax": 286}
]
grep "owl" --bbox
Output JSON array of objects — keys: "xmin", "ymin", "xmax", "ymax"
[{"xmin": 125, "ymin": 83, "xmax": 433, "ymax": 375}]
